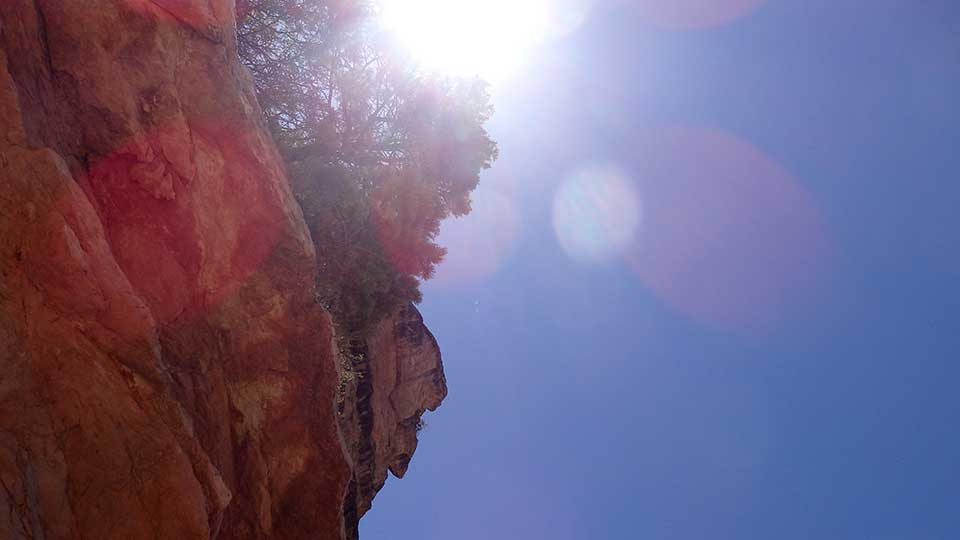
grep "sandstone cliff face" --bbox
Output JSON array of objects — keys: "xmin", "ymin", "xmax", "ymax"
[
  {"xmin": 338, "ymin": 304, "xmax": 447, "ymax": 540},
  {"xmin": 0, "ymin": 1, "xmax": 445, "ymax": 539}
]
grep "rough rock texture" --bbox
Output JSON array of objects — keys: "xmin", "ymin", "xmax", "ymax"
[
  {"xmin": 287, "ymin": 162, "xmax": 450, "ymax": 540},
  {"xmin": 0, "ymin": 1, "xmax": 356, "ymax": 538},
  {"xmin": 0, "ymin": 2, "xmax": 445, "ymax": 538},
  {"xmin": 338, "ymin": 303, "xmax": 447, "ymax": 540}
]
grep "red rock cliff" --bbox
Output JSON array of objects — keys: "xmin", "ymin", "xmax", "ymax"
[
  {"xmin": 0, "ymin": 1, "xmax": 445, "ymax": 538},
  {"xmin": 337, "ymin": 304, "xmax": 447, "ymax": 540}
]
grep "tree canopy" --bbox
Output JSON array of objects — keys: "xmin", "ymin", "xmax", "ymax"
[{"xmin": 236, "ymin": 0, "xmax": 497, "ymax": 329}]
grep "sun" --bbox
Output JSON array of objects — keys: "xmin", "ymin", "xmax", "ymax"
[{"xmin": 379, "ymin": 0, "xmax": 549, "ymax": 82}]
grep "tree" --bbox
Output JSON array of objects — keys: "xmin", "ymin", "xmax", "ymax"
[{"xmin": 236, "ymin": 0, "xmax": 497, "ymax": 328}]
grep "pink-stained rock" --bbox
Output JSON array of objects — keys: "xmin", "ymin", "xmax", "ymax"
[
  {"xmin": 0, "ymin": 1, "xmax": 352, "ymax": 538},
  {"xmin": 0, "ymin": 1, "xmax": 447, "ymax": 538}
]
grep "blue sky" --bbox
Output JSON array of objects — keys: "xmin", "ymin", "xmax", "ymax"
[{"xmin": 362, "ymin": 1, "xmax": 960, "ymax": 538}]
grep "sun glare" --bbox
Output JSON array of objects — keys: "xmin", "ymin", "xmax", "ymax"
[{"xmin": 380, "ymin": 0, "xmax": 550, "ymax": 82}]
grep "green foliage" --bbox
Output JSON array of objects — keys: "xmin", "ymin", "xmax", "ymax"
[
  {"xmin": 237, "ymin": 0, "xmax": 497, "ymax": 331},
  {"xmin": 335, "ymin": 344, "xmax": 363, "ymax": 406},
  {"xmin": 291, "ymin": 160, "xmax": 418, "ymax": 330}
]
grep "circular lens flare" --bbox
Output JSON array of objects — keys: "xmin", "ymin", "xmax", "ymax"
[
  {"xmin": 553, "ymin": 164, "xmax": 641, "ymax": 263},
  {"xmin": 624, "ymin": 126, "xmax": 833, "ymax": 336}
]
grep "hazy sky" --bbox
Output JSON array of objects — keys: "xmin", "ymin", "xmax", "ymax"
[{"xmin": 363, "ymin": 1, "xmax": 960, "ymax": 538}]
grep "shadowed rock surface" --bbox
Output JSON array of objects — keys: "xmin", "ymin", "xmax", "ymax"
[
  {"xmin": 338, "ymin": 304, "xmax": 447, "ymax": 540},
  {"xmin": 0, "ymin": 1, "xmax": 445, "ymax": 538}
]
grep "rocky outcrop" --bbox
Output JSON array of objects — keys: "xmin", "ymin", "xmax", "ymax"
[
  {"xmin": 287, "ymin": 162, "xmax": 450, "ymax": 539},
  {"xmin": 338, "ymin": 303, "xmax": 447, "ymax": 540},
  {"xmin": 0, "ymin": 1, "xmax": 355, "ymax": 538},
  {"xmin": 0, "ymin": 2, "xmax": 446, "ymax": 538}
]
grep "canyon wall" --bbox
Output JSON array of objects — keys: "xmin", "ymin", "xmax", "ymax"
[
  {"xmin": 338, "ymin": 304, "xmax": 447, "ymax": 540},
  {"xmin": 0, "ymin": 1, "xmax": 444, "ymax": 538}
]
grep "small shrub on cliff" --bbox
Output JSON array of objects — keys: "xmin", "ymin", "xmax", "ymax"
[
  {"xmin": 291, "ymin": 160, "xmax": 423, "ymax": 328},
  {"xmin": 236, "ymin": 0, "xmax": 497, "ymax": 329}
]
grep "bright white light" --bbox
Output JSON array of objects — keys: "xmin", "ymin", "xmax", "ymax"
[{"xmin": 380, "ymin": 0, "xmax": 549, "ymax": 82}]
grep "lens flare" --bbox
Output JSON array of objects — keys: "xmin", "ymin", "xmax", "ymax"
[
  {"xmin": 624, "ymin": 126, "xmax": 832, "ymax": 336},
  {"xmin": 553, "ymin": 164, "xmax": 641, "ymax": 263},
  {"xmin": 624, "ymin": 0, "xmax": 766, "ymax": 29}
]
